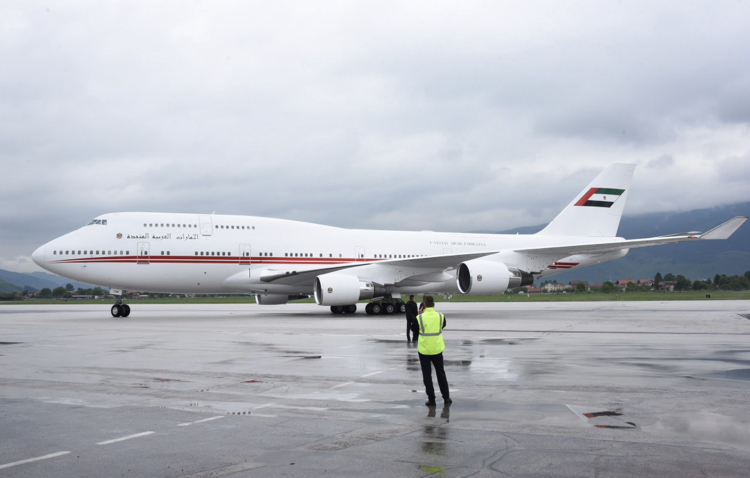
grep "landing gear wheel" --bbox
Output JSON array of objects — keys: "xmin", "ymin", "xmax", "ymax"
[
  {"xmin": 370, "ymin": 303, "xmax": 382, "ymax": 315},
  {"xmin": 330, "ymin": 305, "xmax": 344, "ymax": 314},
  {"xmin": 111, "ymin": 304, "xmax": 122, "ymax": 317},
  {"xmin": 121, "ymin": 304, "xmax": 131, "ymax": 317},
  {"xmin": 344, "ymin": 304, "xmax": 357, "ymax": 314},
  {"xmin": 365, "ymin": 303, "xmax": 374, "ymax": 315},
  {"xmin": 382, "ymin": 303, "xmax": 395, "ymax": 315},
  {"xmin": 397, "ymin": 302, "xmax": 406, "ymax": 314}
]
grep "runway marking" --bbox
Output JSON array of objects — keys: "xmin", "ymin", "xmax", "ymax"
[
  {"xmin": 0, "ymin": 451, "xmax": 70, "ymax": 470},
  {"xmin": 178, "ymin": 416, "xmax": 224, "ymax": 426},
  {"xmin": 96, "ymin": 431, "xmax": 154, "ymax": 445},
  {"xmin": 251, "ymin": 403, "xmax": 276, "ymax": 410},
  {"xmin": 332, "ymin": 382, "xmax": 354, "ymax": 389},
  {"xmin": 361, "ymin": 371, "xmax": 382, "ymax": 378}
]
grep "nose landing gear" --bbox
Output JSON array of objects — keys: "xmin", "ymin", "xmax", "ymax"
[{"xmin": 110, "ymin": 296, "xmax": 131, "ymax": 317}]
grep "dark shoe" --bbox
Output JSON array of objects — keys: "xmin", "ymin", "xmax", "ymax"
[
  {"xmin": 425, "ymin": 400, "xmax": 437, "ymax": 407},
  {"xmin": 444, "ymin": 397, "xmax": 452, "ymax": 406},
  {"xmin": 412, "ymin": 339, "xmax": 418, "ymax": 342}
]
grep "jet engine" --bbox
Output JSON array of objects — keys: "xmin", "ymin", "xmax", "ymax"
[
  {"xmin": 457, "ymin": 259, "xmax": 533, "ymax": 295},
  {"xmin": 314, "ymin": 273, "xmax": 383, "ymax": 306}
]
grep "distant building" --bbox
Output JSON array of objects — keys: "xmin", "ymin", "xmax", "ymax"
[
  {"xmin": 570, "ymin": 280, "xmax": 589, "ymax": 291},
  {"xmin": 660, "ymin": 281, "xmax": 675, "ymax": 292}
]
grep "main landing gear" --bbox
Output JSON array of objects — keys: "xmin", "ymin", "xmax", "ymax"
[
  {"xmin": 364, "ymin": 299, "xmax": 406, "ymax": 316},
  {"xmin": 330, "ymin": 305, "xmax": 358, "ymax": 314},
  {"xmin": 111, "ymin": 299, "xmax": 131, "ymax": 317}
]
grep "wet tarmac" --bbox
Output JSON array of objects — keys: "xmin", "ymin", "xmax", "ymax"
[{"xmin": 1, "ymin": 301, "xmax": 749, "ymax": 477}]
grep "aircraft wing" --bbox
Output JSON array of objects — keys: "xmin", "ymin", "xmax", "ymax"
[
  {"xmin": 256, "ymin": 250, "xmax": 501, "ymax": 285},
  {"xmin": 516, "ymin": 216, "xmax": 747, "ymax": 257}
]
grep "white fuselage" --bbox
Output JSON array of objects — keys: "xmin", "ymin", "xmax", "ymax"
[{"xmin": 33, "ymin": 212, "xmax": 624, "ymax": 295}]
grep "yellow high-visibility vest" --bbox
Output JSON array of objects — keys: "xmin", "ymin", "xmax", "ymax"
[{"xmin": 417, "ymin": 308, "xmax": 445, "ymax": 355}]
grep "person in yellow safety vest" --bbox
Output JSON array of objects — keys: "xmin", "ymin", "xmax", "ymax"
[{"xmin": 417, "ymin": 295, "xmax": 452, "ymax": 407}]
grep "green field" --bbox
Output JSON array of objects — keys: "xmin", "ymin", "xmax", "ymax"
[{"xmin": 4, "ymin": 290, "xmax": 749, "ymax": 305}]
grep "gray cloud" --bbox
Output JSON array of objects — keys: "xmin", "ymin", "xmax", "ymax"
[{"xmin": 3, "ymin": 1, "xmax": 750, "ymax": 271}]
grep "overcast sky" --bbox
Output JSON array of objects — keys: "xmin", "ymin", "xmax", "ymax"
[{"xmin": 3, "ymin": 1, "xmax": 750, "ymax": 273}]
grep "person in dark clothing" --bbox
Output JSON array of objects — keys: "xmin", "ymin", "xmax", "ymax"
[{"xmin": 405, "ymin": 295, "xmax": 419, "ymax": 342}]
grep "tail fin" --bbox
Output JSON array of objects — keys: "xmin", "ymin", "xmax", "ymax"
[{"xmin": 537, "ymin": 163, "xmax": 635, "ymax": 237}]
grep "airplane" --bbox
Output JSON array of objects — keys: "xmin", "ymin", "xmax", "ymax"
[{"xmin": 31, "ymin": 163, "xmax": 746, "ymax": 317}]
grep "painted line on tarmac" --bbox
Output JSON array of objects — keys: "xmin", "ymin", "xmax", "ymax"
[
  {"xmin": 178, "ymin": 416, "xmax": 224, "ymax": 427},
  {"xmin": 97, "ymin": 431, "xmax": 154, "ymax": 445},
  {"xmin": 0, "ymin": 451, "xmax": 70, "ymax": 470},
  {"xmin": 331, "ymin": 381, "xmax": 354, "ymax": 389},
  {"xmin": 361, "ymin": 371, "xmax": 383, "ymax": 378}
]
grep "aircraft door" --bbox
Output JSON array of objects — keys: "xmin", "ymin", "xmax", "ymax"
[
  {"xmin": 137, "ymin": 242, "xmax": 150, "ymax": 264},
  {"xmin": 199, "ymin": 216, "xmax": 213, "ymax": 236},
  {"xmin": 355, "ymin": 246, "xmax": 365, "ymax": 262},
  {"xmin": 239, "ymin": 244, "xmax": 251, "ymax": 265}
]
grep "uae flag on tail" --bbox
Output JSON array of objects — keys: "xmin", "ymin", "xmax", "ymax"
[{"xmin": 575, "ymin": 187, "xmax": 625, "ymax": 208}]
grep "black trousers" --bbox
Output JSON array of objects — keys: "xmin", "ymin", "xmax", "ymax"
[
  {"xmin": 407, "ymin": 316, "xmax": 419, "ymax": 341},
  {"xmin": 419, "ymin": 352, "xmax": 449, "ymax": 400}
]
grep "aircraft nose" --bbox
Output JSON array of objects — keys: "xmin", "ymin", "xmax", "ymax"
[{"xmin": 32, "ymin": 244, "xmax": 45, "ymax": 267}]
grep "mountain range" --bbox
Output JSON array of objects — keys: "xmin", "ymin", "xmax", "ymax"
[{"xmin": 0, "ymin": 270, "xmax": 96, "ymax": 294}]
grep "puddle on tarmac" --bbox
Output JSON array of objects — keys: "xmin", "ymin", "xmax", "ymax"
[
  {"xmin": 420, "ymin": 465, "xmax": 445, "ymax": 475},
  {"xmin": 567, "ymin": 405, "xmax": 637, "ymax": 430},
  {"xmin": 705, "ymin": 368, "xmax": 750, "ymax": 381},
  {"xmin": 481, "ymin": 338, "xmax": 539, "ymax": 345},
  {"xmin": 643, "ymin": 412, "xmax": 750, "ymax": 449}
]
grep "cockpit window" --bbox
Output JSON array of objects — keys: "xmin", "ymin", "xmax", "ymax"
[{"xmin": 86, "ymin": 219, "xmax": 108, "ymax": 226}]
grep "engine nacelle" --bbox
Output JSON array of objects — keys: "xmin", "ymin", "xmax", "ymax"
[
  {"xmin": 314, "ymin": 273, "xmax": 380, "ymax": 306},
  {"xmin": 255, "ymin": 294, "xmax": 308, "ymax": 305},
  {"xmin": 457, "ymin": 259, "xmax": 533, "ymax": 295}
]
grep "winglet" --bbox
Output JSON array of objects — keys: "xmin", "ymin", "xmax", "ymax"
[{"xmin": 699, "ymin": 216, "xmax": 747, "ymax": 240}]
